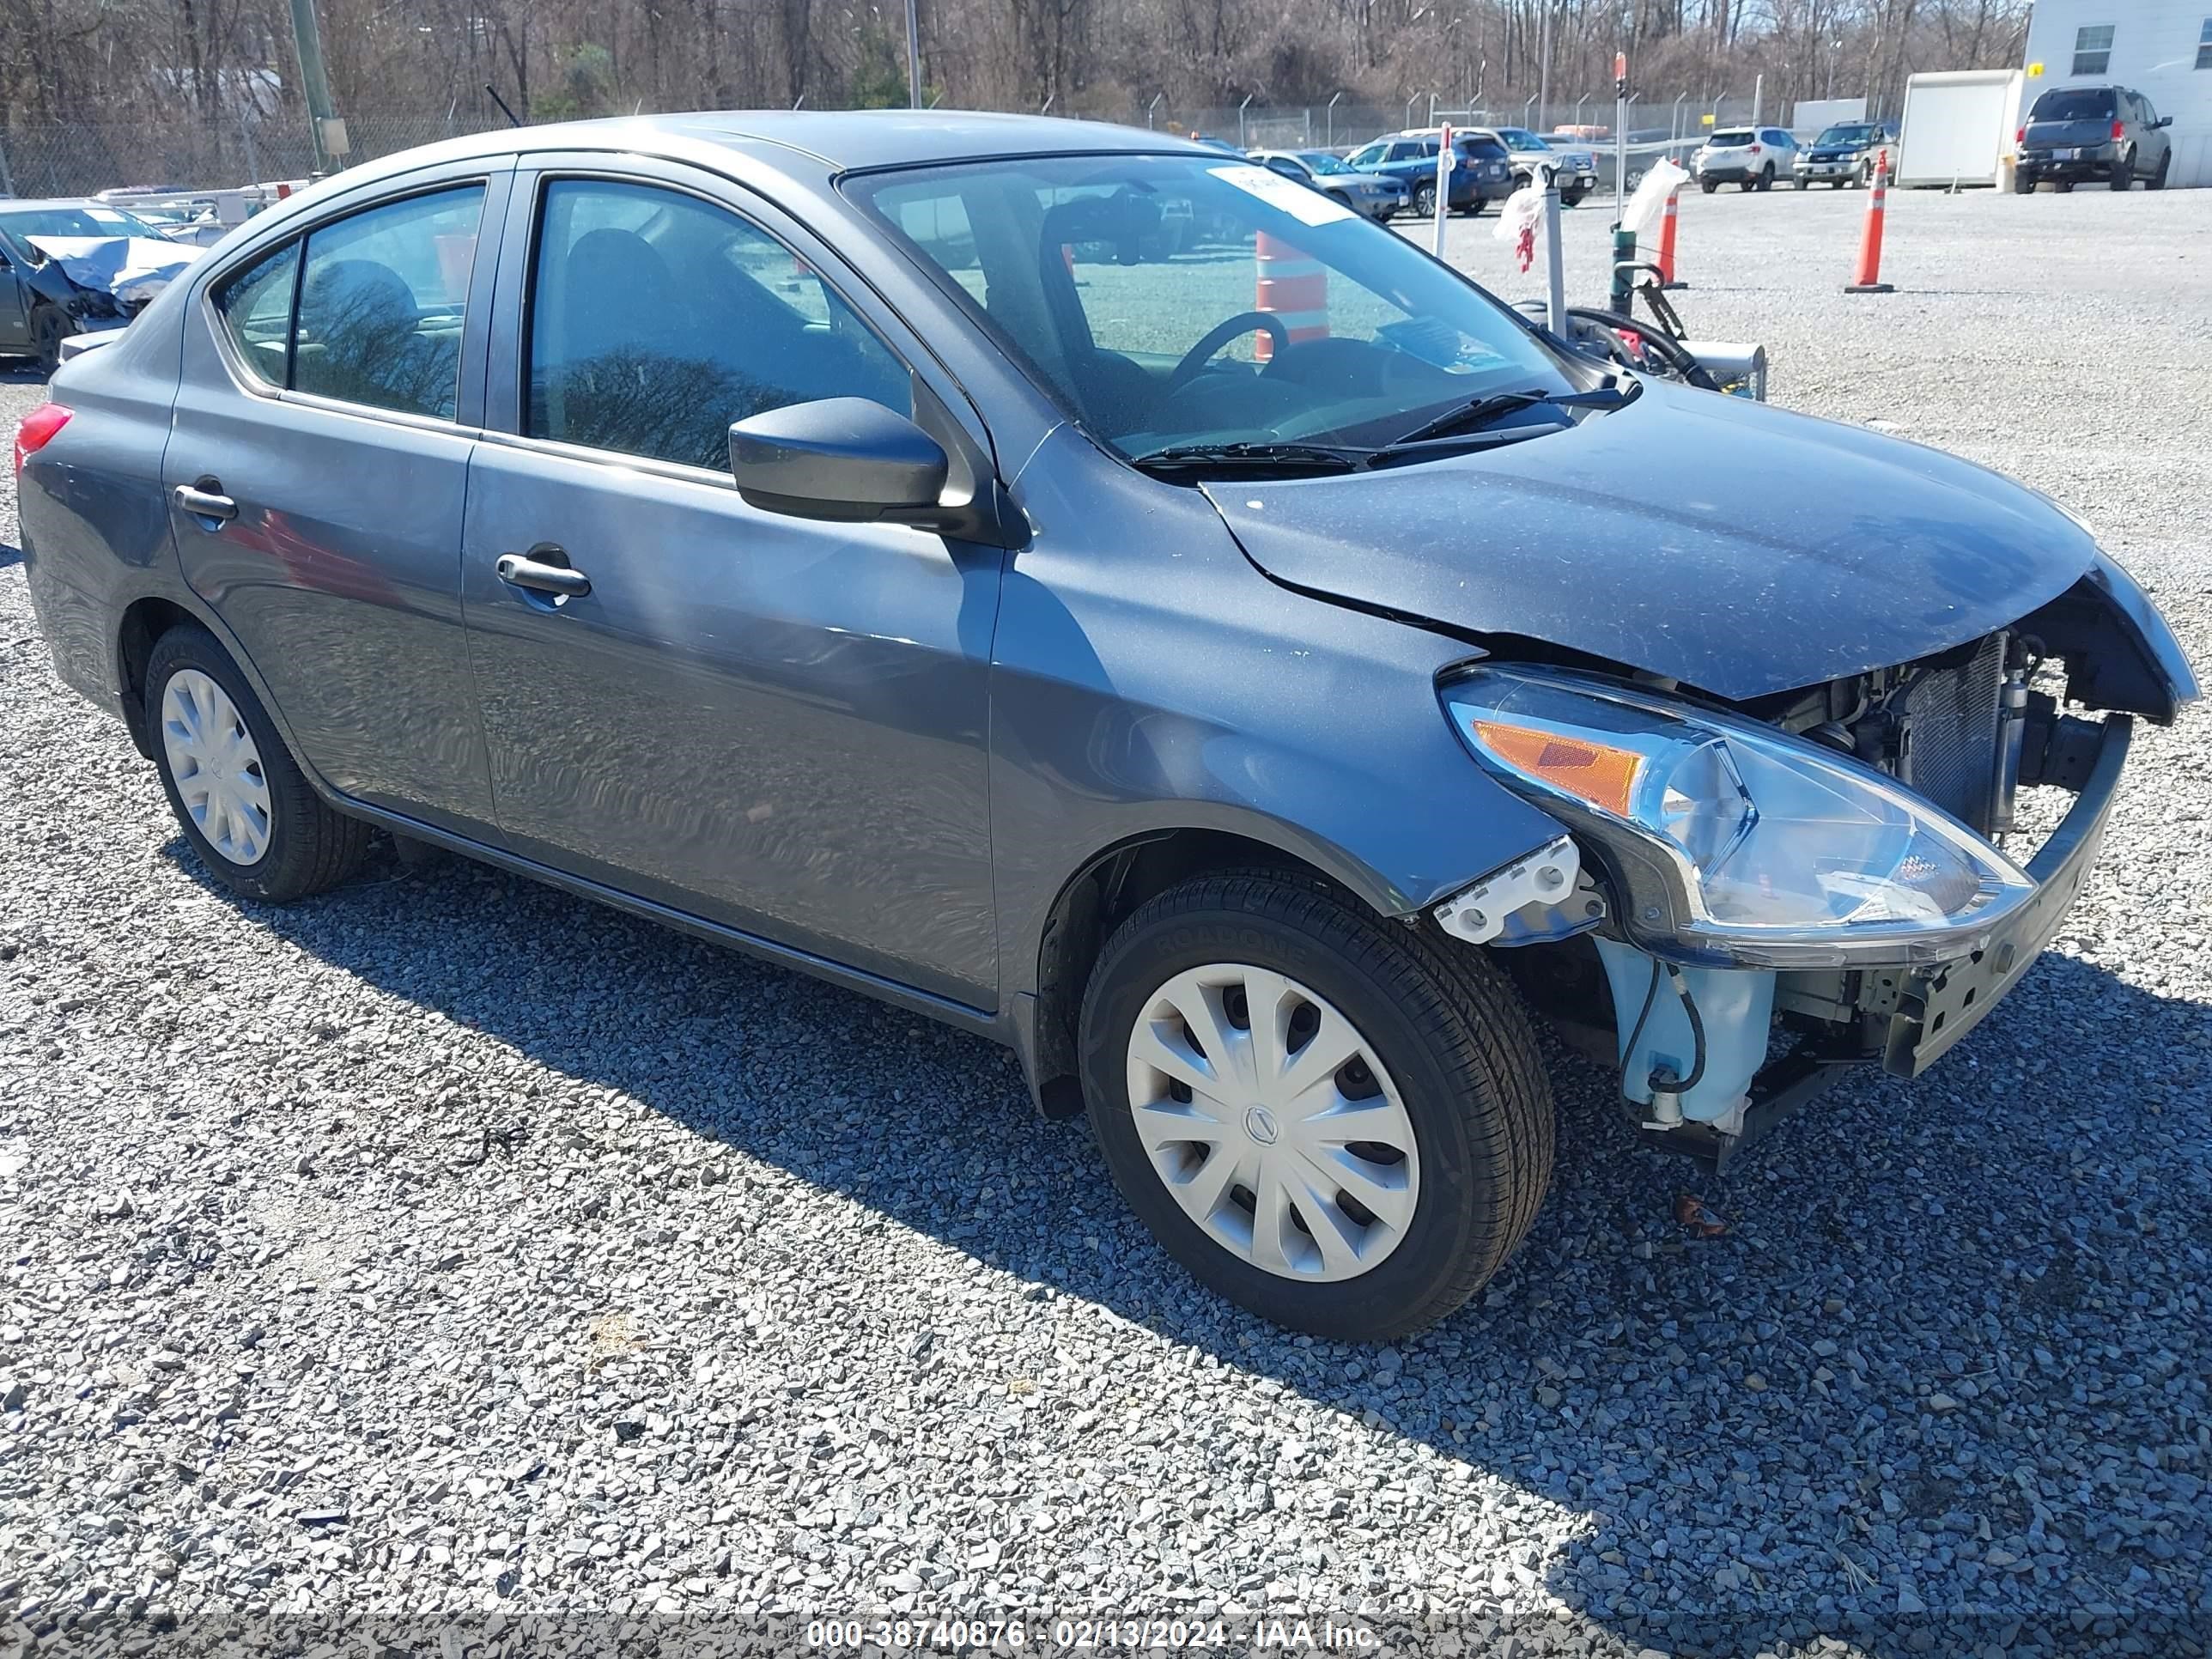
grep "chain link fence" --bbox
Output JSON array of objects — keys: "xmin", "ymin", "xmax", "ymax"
[{"xmin": 0, "ymin": 93, "xmax": 1834, "ymax": 200}]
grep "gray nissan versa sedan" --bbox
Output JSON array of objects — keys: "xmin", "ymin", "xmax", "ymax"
[{"xmin": 15, "ymin": 112, "xmax": 2197, "ymax": 1340}]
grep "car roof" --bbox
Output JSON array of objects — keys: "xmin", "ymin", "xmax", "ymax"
[
  {"xmin": 0, "ymin": 198, "xmax": 117, "ymax": 211},
  {"xmin": 333, "ymin": 109, "xmax": 1208, "ymax": 188}
]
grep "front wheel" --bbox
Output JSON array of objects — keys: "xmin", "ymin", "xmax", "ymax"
[
  {"xmin": 30, "ymin": 306, "xmax": 67, "ymax": 376},
  {"xmin": 145, "ymin": 624, "xmax": 370, "ymax": 902},
  {"xmin": 1793, "ymin": 176, "xmax": 1808, "ymax": 190},
  {"xmin": 1757, "ymin": 163, "xmax": 1775, "ymax": 191},
  {"xmin": 2148, "ymin": 151, "xmax": 2170, "ymax": 191},
  {"xmin": 1080, "ymin": 871, "xmax": 1554, "ymax": 1341},
  {"xmin": 1559, "ymin": 187, "xmax": 1587, "ymax": 207}
]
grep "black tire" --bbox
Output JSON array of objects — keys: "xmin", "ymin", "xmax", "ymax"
[
  {"xmin": 1079, "ymin": 869, "xmax": 1554, "ymax": 1341},
  {"xmin": 1793, "ymin": 177, "xmax": 1808, "ymax": 190},
  {"xmin": 1832, "ymin": 178, "xmax": 1848, "ymax": 189},
  {"xmin": 2109, "ymin": 149, "xmax": 2132, "ymax": 191},
  {"xmin": 2056, "ymin": 179, "xmax": 2075, "ymax": 193},
  {"xmin": 30, "ymin": 305, "xmax": 66, "ymax": 377},
  {"xmin": 144, "ymin": 623, "xmax": 370, "ymax": 903},
  {"xmin": 2148, "ymin": 151, "xmax": 2169, "ymax": 191},
  {"xmin": 1757, "ymin": 163, "xmax": 1775, "ymax": 191},
  {"xmin": 2014, "ymin": 170, "xmax": 2036, "ymax": 194},
  {"xmin": 1699, "ymin": 179, "xmax": 1718, "ymax": 195},
  {"xmin": 1559, "ymin": 188, "xmax": 1587, "ymax": 208},
  {"xmin": 1411, "ymin": 181, "xmax": 1436, "ymax": 216}
]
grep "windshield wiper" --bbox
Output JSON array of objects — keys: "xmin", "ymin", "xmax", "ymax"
[
  {"xmin": 1129, "ymin": 440, "xmax": 1371, "ymax": 475},
  {"xmin": 1377, "ymin": 382, "xmax": 1634, "ymax": 453}
]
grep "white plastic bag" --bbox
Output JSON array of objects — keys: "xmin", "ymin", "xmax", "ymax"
[
  {"xmin": 1622, "ymin": 156, "xmax": 1689, "ymax": 244},
  {"xmin": 1492, "ymin": 181, "xmax": 1546, "ymax": 274}
]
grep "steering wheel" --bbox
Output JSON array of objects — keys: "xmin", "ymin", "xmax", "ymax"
[{"xmin": 1169, "ymin": 311, "xmax": 1291, "ymax": 390}]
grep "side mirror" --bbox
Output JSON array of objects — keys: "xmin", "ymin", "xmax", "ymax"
[
  {"xmin": 2156, "ymin": 116, "xmax": 2172, "ymax": 130},
  {"xmin": 729, "ymin": 397, "xmax": 949, "ymax": 526}
]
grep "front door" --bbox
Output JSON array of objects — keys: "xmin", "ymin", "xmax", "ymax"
[
  {"xmin": 461, "ymin": 167, "xmax": 1003, "ymax": 1007},
  {"xmin": 165, "ymin": 166, "xmax": 511, "ymax": 836},
  {"xmin": 0, "ymin": 236, "xmax": 33, "ymax": 352}
]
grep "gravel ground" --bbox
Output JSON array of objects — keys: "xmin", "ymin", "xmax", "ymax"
[{"xmin": 2, "ymin": 183, "xmax": 2209, "ymax": 1658}]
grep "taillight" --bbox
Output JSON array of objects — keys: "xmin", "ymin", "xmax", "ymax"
[
  {"xmin": 2015, "ymin": 125, "xmax": 2026, "ymax": 145},
  {"xmin": 1749, "ymin": 143, "xmax": 1762, "ymax": 154},
  {"xmin": 14, "ymin": 404, "xmax": 70, "ymax": 475},
  {"xmin": 2111, "ymin": 118, "xmax": 2124, "ymax": 141}
]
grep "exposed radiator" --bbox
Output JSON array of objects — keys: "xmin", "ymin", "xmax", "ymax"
[{"xmin": 1897, "ymin": 634, "xmax": 2007, "ymax": 833}]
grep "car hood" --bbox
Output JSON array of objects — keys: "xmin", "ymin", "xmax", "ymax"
[
  {"xmin": 1199, "ymin": 380, "xmax": 2100, "ymax": 701},
  {"xmin": 24, "ymin": 234, "xmax": 200, "ymax": 305}
]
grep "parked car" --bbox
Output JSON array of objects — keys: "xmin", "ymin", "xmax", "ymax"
[
  {"xmin": 16, "ymin": 113, "xmax": 2195, "ymax": 1342},
  {"xmin": 0, "ymin": 199, "xmax": 203, "ymax": 373},
  {"xmin": 1249, "ymin": 149, "xmax": 1410, "ymax": 220},
  {"xmin": 2015, "ymin": 84, "xmax": 2173, "ymax": 192},
  {"xmin": 1344, "ymin": 130, "xmax": 1513, "ymax": 216},
  {"xmin": 1694, "ymin": 126, "xmax": 1800, "ymax": 191},
  {"xmin": 1791, "ymin": 120, "xmax": 1898, "ymax": 188},
  {"xmin": 1476, "ymin": 126, "xmax": 1600, "ymax": 205}
]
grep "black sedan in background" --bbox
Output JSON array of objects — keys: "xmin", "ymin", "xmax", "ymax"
[{"xmin": 1248, "ymin": 149, "xmax": 1410, "ymax": 220}]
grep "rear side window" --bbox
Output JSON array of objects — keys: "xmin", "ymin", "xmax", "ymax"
[
  {"xmin": 294, "ymin": 185, "xmax": 483, "ymax": 421},
  {"xmin": 1710, "ymin": 131, "xmax": 1753, "ymax": 147},
  {"xmin": 212, "ymin": 241, "xmax": 299, "ymax": 389},
  {"xmin": 524, "ymin": 178, "xmax": 908, "ymax": 472}
]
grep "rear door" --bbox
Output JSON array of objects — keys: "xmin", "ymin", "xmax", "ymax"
[
  {"xmin": 165, "ymin": 158, "xmax": 513, "ymax": 837},
  {"xmin": 459, "ymin": 159, "xmax": 1005, "ymax": 1007}
]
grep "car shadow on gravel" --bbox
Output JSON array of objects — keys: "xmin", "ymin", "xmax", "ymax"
[{"xmin": 163, "ymin": 834, "xmax": 2209, "ymax": 1655}]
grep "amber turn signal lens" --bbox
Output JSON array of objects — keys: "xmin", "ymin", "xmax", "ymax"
[{"xmin": 1470, "ymin": 721, "xmax": 1644, "ymax": 817}]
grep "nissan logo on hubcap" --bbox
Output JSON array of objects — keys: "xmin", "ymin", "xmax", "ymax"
[{"xmin": 1244, "ymin": 1105, "xmax": 1280, "ymax": 1146}]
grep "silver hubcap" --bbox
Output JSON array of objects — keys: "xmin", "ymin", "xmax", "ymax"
[
  {"xmin": 1125, "ymin": 964, "xmax": 1420, "ymax": 1283},
  {"xmin": 159, "ymin": 669, "xmax": 273, "ymax": 866}
]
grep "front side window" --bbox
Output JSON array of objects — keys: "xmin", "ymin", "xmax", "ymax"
[
  {"xmin": 212, "ymin": 240, "xmax": 300, "ymax": 388},
  {"xmin": 851, "ymin": 154, "xmax": 1571, "ymax": 462},
  {"xmin": 526, "ymin": 178, "xmax": 908, "ymax": 471},
  {"xmin": 1347, "ymin": 143, "xmax": 1386, "ymax": 168},
  {"xmin": 2073, "ymin": 23, "xmax": 2115, "ymax": 76},
  {"xmin": 295, "ymin": 185, "xmax": 483, "ymax": 420}
]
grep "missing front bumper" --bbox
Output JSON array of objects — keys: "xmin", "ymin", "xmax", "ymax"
[{"xmin": 1881, "ymin": 714, "xmax": 2132, "ymax": 1077}]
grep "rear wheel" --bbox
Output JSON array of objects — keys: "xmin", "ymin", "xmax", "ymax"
[
  {"xmin": 2014, "ymin": 169, "xmax": 2036, "ymax": 194},
  {"xmin": 1080, "ymin": 870, "xmax": 1554, "ymax": 1341},
  {"xmin": 2110, "ymin": 149, "xmax": 2134, "ymax": 190},
  {"xmin": 2056, "ymin": 179, "xmax": 2075, "ymax": 192},
  {"xmin": 1411, "ymin": 180, "xmax": 1437, "ymax": 217},
  {"xmin": 1700, "ymin": 178, "xmax": 1718, "ymax": 194},
  {"xmin": 145, "ymin": 624, "xmax": 369, "ymax": 902}
]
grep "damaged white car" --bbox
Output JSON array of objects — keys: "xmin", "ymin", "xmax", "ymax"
[{"xmin": 0, "ymin": 200, "xmax": 203, "ymax": 374}]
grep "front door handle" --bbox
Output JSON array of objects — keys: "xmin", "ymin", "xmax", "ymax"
[
  {"xmin": 173, "ymin": 483, "xmax": 238, "ymax": 523},
  {"xmin": 495, "ymin": 550, "xmax": 592, "ymax": 599}
]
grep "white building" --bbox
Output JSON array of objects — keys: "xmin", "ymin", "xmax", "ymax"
[{"xmin": 2019, "ymin": 1, "xmax": 2212, "ymax": 185}]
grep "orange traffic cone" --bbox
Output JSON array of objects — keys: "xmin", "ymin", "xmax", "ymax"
[
  {"xmin": 1845, "ymin": 148, "xmax": 1895, "ymax": 295},
  {"xmin": 1656, "ymin": 186, "xmax": 1686, "ymax": 290}
]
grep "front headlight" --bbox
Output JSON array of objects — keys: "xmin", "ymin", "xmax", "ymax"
[{"xmin": 1442, "ymin": 667, "xmax": 2035, "ymax": 968}]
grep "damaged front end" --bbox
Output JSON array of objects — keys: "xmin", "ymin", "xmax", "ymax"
[
  {"xmin": 1434, "ymin": 554, "xmax": 2197, "ymax": 1168},
  {"xmin": 21, "ymin": 234, "xmax": 200, "ymax": 337}
]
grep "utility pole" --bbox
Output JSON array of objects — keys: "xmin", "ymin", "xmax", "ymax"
[
  {"xmin": 287, "ymin": 0, "xmax": 343, "ymax": 173},
  {"xmin": 905, "ymin": 0, "xmax": 922, "ymax": 109},
  {"xmin": 1536, "ymin": 1, "xmax": 1555, "ymax": 135}
]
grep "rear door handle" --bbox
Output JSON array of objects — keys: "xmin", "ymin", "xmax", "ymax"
[
  {"xmin": 173, "ymin": 483, "xmax": 238, "ymax": 523},
  {"xmin": 495, "ymin": 550, "xmax": 592, "ymax": 599}
]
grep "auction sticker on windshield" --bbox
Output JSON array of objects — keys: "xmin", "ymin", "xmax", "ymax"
[{"xmin": 1207, "ymin": 164, "xmax": 1357, "ymax": 226}]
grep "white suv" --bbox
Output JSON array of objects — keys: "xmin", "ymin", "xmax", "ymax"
[{"xmin": 1695, "ymin": 126, "xmax": 1800, "ymax": 191}]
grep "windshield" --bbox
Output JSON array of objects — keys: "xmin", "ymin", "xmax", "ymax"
[
  {"xmin": 2029, "ymin": 88, "xmax": 2115, "ymax": 121},
  {"xmin": 849, "ymin": 153, "xmax": 1569, "ymax": 462},
  {"xmin": 1707, "ymin": 130, "xmax": 1754, "ymax": 148},
  {"xmin": 1814, "ymin": 124, "xmax": 1880, "ymax": 145},
  {"xmin": 0, "ymin": 204, "xmax": 167, "ymax": 242},
  {"xmin": 1298, "ymin": 152, "xmax": 1350, "ymax": 175},
  {"xmin": 1496, "ymin": 129, "xmax": 1550, "ymax": 150}
]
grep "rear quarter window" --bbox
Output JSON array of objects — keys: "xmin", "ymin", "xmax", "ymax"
[{"xmin": 212, "ymin": 241, "xmax": 300, "ymax": 389}]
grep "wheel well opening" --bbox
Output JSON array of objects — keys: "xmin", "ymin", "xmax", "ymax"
[
  {"xmin": 117, "ymin": 598, "xmax": 195, "ymax": 757},
  {"xmin": 1029, "ymin": 829, "xmax": 1349, "ymax": 1120}
]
